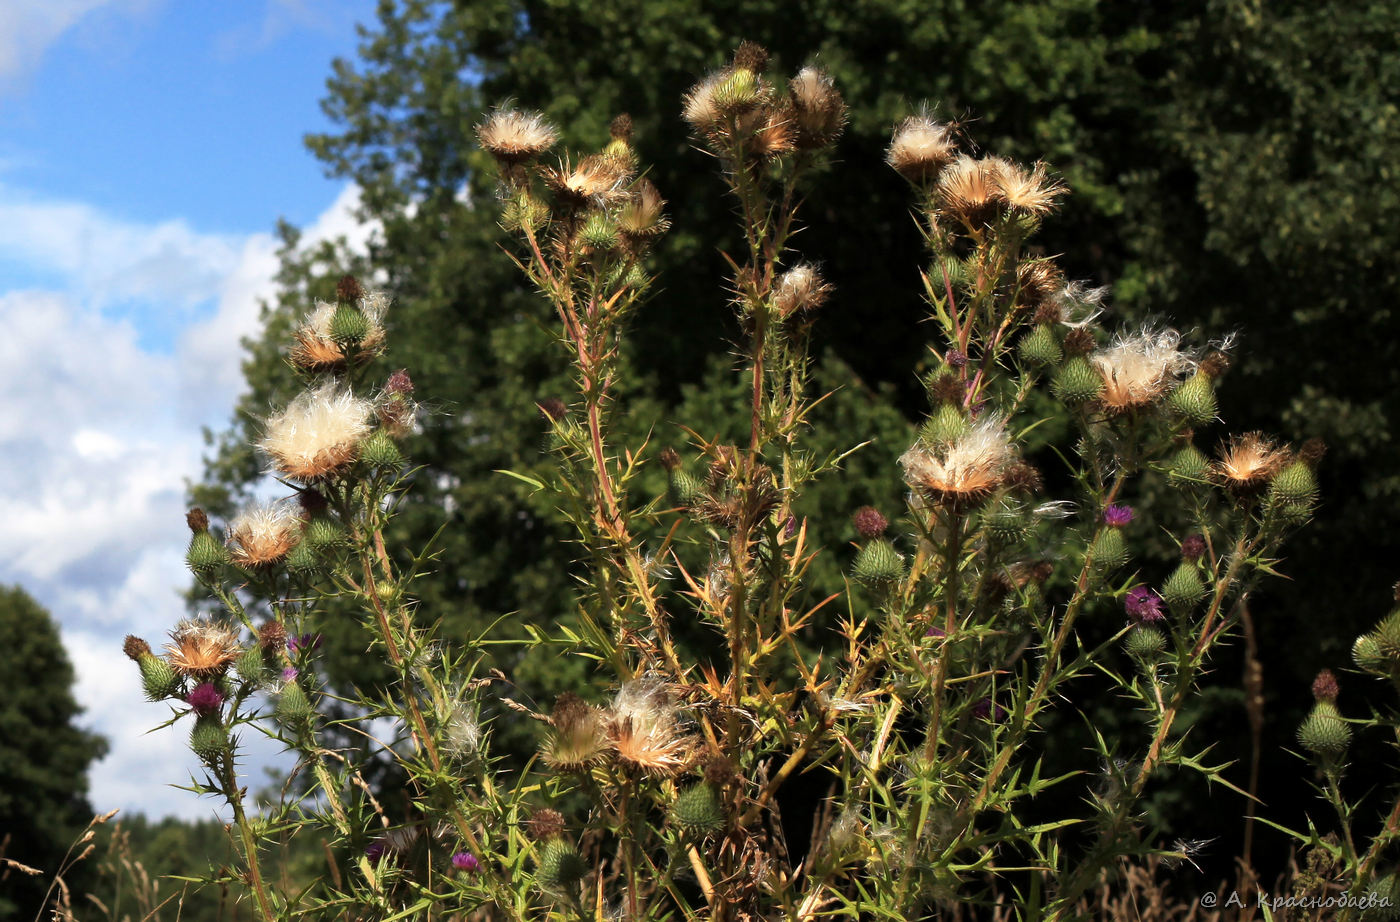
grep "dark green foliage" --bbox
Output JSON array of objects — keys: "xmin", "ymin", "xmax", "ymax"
[{"xmin": 0, "ymin": 585, "xmax": 107, "ymax": 919}]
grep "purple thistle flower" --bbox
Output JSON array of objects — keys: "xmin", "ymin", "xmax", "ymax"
[
  {"xmin": 926, "ymin": 625, "xmax": 947, "ymax": 639},
  {"xmin": 972, "ymin": 698, "xmax": 1006, "ymax": 721},
  {"xmin": 288, "ymin": 633, "xmax": 322, "ymax": 656},
  {"xmin": 365, "ymin": 841, "xmax": 386, "ymax": 863},
  {"xmin": 282, "ymin": 666, "xmax": 299, "ymax": 682},
  {"xmin": 1102, "ymin": 505, "xmax": 1135, "ymax": 528},
  {"xmin": 186, "ymin": 682, "xmax": 224, "ymax": 716},
  {"xmin": 1180, "ymin": 534, "xmax": 1206, "ymax": 561},
  {"xmin": 451, "ymin": 851, "xmax": 479, "ymax": 873},
  {"xmin": 1125, "ymin": 586, "xmax": 1165, "ymax": 624}
]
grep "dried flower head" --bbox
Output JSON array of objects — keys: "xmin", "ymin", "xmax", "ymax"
[
  {"xmin": 1214, "ymin": 432, "xmax": 1291, "ymax": 495},
  {"xmin": 608, "ymin": 677, "xmax": 696, "ymax": 777},
  {"xmin": 164, "ymin": 618, "xmax": 242, "ymax": 679},
  {"xmin": 476, "ymin": 107, "xmax": 558, "ymax": 164},
  {"xmin": 123, "ymin": 635, "xmax": 152, "ymax": 661},
  {"xmin": 289, "ymin": 296, "xmax": 389, "ymax": 370},
  {"xmin": 788, "ymin": 66, "xmax": 846, "ymax": 148},
  {"xmin": 528, "ymin": 808, "xmax": 567, "ymax": 842},
  {"xmin": 226, "ymin": 500, "xmax": 303, "ymax": 567},
  {"xmin": 441, "ymin": 698, "xmax": 483, "ymax": 761},
  {"xmin": 937, "ymin": 155, "xmax": 1008, "ymax": 226},
  {"xmin": 899, "ymin": 415, "xmax": 1017, "ymax": 507},
  {"xmin": 773, "ymin": 263, "xmax": 831, "ymax": 318},
  {"xmin": 543, "ymin": 154, "xmax": 632, "ymax": 209},
  {"xmin": 1090, "ymin": 326, "xmax": 1196, "ymax": 411},
  {"xmin": 543, "ymin": 692, "xmax": 611, "ymax": 772},
  {"xmin": 616, "ymin": 179, "xmax": 669, "ymax": 242},
  {"xmin": 991, "ymin": 160, "xmax": 1065, "ymax": 216},
  {"xmin": 257, "ymin": 621, "xmax": 287, "ymax": 652},
  {"xmin": 186, "ymin": 508, "xmax": 209, "ymax": 533},
  {"xmin": 682, "ymin": 72, "xmax": 727, "ymax": 135},
  {"xmin": 1180, "ymin": 534, "xmax": 1206, "ymax": 561},
  {"xmin": 260, "ymin": 382, "xmax": 374, "ymax": 481},
  {"xmin": 741, "ymin": 106, "xmax": 796, "ymax": 159},
  {"xmin": 887, "ymin": 114, "xmax": 957, "ymax": 183},
  {"xmin": 1019, "ymin": 260, "xmax": 1066, "ymax": 313}
]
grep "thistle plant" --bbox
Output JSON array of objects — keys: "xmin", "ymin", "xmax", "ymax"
[{"xmin": 124, "ymin": 43, "xmax": 1326, "ymax": 921}]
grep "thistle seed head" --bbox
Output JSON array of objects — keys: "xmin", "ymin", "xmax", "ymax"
[
  {"xmin": 226, "ymin": 500, "xmax": 303, "ymax": 567},
  {"xmin": 260, "ymin": 383, "xmax": 374, "ymax": 482},
  {"xmin": 1090, "ymin": 326, "xmax": 1196, "ymax": 412},
  {"xmin": 476, "ymin": 107, "xmax": 559, "ymax": 164},
  {"xmin": 887, "ymin": 114, "xmax": 956, "ymax": 184}
]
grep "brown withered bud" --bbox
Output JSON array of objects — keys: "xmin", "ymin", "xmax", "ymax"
[
  {"xmin": 1063, "ymin": 327, "xmax": 1096, "ymax": 356},
  {"xmin": 743, "ymin": 106, "xmax": 796, "ymax": 160},
  {"xmin": 1019, "ymin": 260, "xmax": 1064, "ymax": 310},
  {"xmin": 1199, "ymin": 351, "xmax": 1231, "ymax": 379},
  {"xmin": 703, "ymin": 754, "xmax": 738, "ymax": 787},
  {"xmin": 1312, "ymin": 669, "xmax": 1340, "ymax": 703},
  {"xmin": 123, "ymin": 635, "xmax": 152, "ymax": 661},
  {"xmin": 1032, "ymin": 302, "xmax": 1063, "ymax": 325},
  {"xmin": 945, "ymin": 348, "xmax": 968, "ymax": 369},
  {"xmin": 708, "ymin": 445, "xmax": 740, "ymax": 487},
  {"xmin": 551, "ymin": 692, "xmax": 590, "ymax": 729},
  {"xmin": 258, "ymin": 621, "xmax": 288, "ymax": 651},
  {"xmin": 186, "ymin": 508, "xmax": 210, "ymax": 534},
  {"xmin": 1030, "ymin": 560, "xmax": 1055, "ymax": 584},
  {"xmin": 732, "ymin": 41, "xmax": 769, "ymax": 74},
  {"xmin": 528, "ymin": 808, "xmax": 567, "ymax": 842},
  {"xmin": 931, "ymin": 372, "xmax": 965, "ymax": 407},
  {"xmin": 1003, "ymin": 461, "xmax": 1044, "ymax": 494},
  {"xmin": 385, "ymin": 369, "xmax": 414, "ymax": 396},
  {"xmin": 297, "ymin": 488, "xmax": 328, "ymax": 516},
  {"xmin": 851, "ymin": 506, "xmax": 888, "ymax": 540},
  {"xmin": 1300, "ymin": 437, "xmax": 1327, "ymax": 468},
  {"xmin": 980, "ymin": 572, "xmax": 1012, "ymax": 605},
  {"xmin": 336, "ymin": 274, "xmax": 363, "ymax": 304},
  {"xmin": 538, "ymin": 398, "xmax": 568, "ymax": 422},
  {"xmin": 610, "ymin": 113, "xmax": 634, "ymax": 142},
  {"xmin": 659, "ymin": 447, "xmax": 682, "ymax": 472},
  {"xmin": 1180, "ymin": 534, "xmax": 1207, "ymax": 561}
]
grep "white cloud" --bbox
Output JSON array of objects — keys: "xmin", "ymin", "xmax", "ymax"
[
  {"xmin": 0, "ymin": 182, "xmax": 374, "ymax": 818},
  {"xmin": 0, "ymin": 0, "xmax": 138, "ymax": 84}
]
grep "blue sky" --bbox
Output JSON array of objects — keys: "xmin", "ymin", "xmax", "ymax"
[{"xmin": 0, "ymin": 0, "xmax": 380, "ymax": 820}]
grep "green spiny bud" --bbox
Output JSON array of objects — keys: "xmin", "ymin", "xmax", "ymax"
[
  {"xmin": 672, "ymin": 783, "xmax": 725, "ymax": 833},
  {"xmin": 982, "ymin": 502, "xmax": 1027, "ymax": 545},
  {"xmin": 1052, "ymin": 356, "xmax": 1102, "ymax": 405},
  {"xmin": 277, "ymin": 682, "xmax": 314, "ymax": 726},
  {"xmin": 1124, "ymin": 625, "xmax": 1167, "ymax": 662},
  {"xmin": 1374, "ymin": 611, "xmax": 1400, "ymax": 660},
  {"xmin": 1089, "ymin": 527, "xmax": 1127, "ymax": 572},
  {"xmin": 284, "ymin": 540, "xmax": 320, "ymax": 576},
  {"xmin": 1018, "ymin": 324, "xmax": 1062, "ymax": 367},
  {"xmin": 138, "ymin": 655, "xmax": 181, "ymax": 701},
  {"xmin": 304, "ymin": 517, "xmax": 347, "ymax": 551},
  {"xmin": 186, "ymin": 529, "xmax": 227, "ymax": 575},
  {"xmin": 502, "ymin": 195, "xmax": 551, "ymax": 233},
  {"xmin": 1353, "ymin": 634, "xmax": 1388, "ymax": 674},
  {"xmin": 713, "ymin": 69, "xmax": 759, "ymax": 114},
  {"xmin": 1167, "ymin": 444, "xmax": 1211, "ymax": 484},
  {"xmin": 358, "ymin": 429, "xmax": 403, "ymax": 467},
  {"xmin": 329, "ymin": 303, "xmax": 370, "ymax": 346},
  {"xmin": 1297, "ymin": 701, "xmax": 1350, "ymax": 759},
  {"xmin": 535, "ymin": 839, "xmax": 587, "ymax": 890},
  {"xmin": 852, "ymin": 539, "xmax": 905, "ymax": 586},
  {"xmin": 667, "ymin": 469, "xmax": 704, "ymax": 508},
  {"xmin": 1160, "ymin": 562, "xmax": 1207, "ymax": 613},
  {"xmin": 1167, "ymin": 373, "xmax": 1218, "ymax": 426},
  {"xmin": 235, "ymin": 646, "xmax": 268, "ymax": 687},
  {"xmin": 190, "ymin": 716, "xmax": 229, "ymax": 765},
  {"xmin": 579, "ymin": 211, "xmax": 618, "ymax": 251},
  {"xmin": 920, "ymin": 404, "xmax": 968, "ymax": 446},
  {"xmin": 1269, "ymin": 460, "xmax": 1318, "ymax": 505}
]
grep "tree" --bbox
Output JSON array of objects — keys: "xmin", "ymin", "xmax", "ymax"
[
  {"xmin": 194, "ymin": 0, "xmax": 1400, "ymax": 878},
  {"xmin": 0, "ymin": 585, "xmax": 108, "ymax": 919}
]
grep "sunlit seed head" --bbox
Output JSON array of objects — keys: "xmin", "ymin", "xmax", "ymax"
[
  {"xmin": 608, "ymin": 677, "xmax": 696, "ymax": 777},
  {"xmin": 773, "ymin": 263, "xmax": 831, "ymax": 319},
  {"xmin": 1214, "ymin": 432, "xmax": 1291, "ymax": 493},
  {"xmin": 476, "ymin": 107, "xmax": 559, "ymax": 164},
  {"xmin": 543, "ymin": 154, "xmax": 632, "ymax": 209},
  {"xmin": 788, "ymin": 66, "xmax": 846, "ymax": 149},
  {"xmin": 543, "ymin": 692, "xmax": 611, "ymax": 772},
  {"xmin": 616, "ymin": 179, "xmax": 670, "ymax": 240},
  {"xmin": 1089, "ymin": 326, "xmax": 1196, "ymax": 411},
  {"xmin": 937, "ymin": 155, "xmax": 1006, "ymax": 225},
  {"xmin": 899, "ymin": 414, "xmax": 1016, "ymax": 506},
  {"xmin": 992, "ymin": 160, "xmax": 1065, "ymax": 216},
  {"xmin": 290, "ymin": 293, "xmax": 389, "ymax": 370},
  {"xmin": 887, "ymin": 114, "xmax": 957, "ymax": 183},
  {"xmin": 164, "ymin": 618, "xmax": 242, "ymax": 679},
  {"xmin": 259, "ymin": 383, "xmax": 374, "ymax": 482},
  {"xmin": 682, "ymin": 72, "xmax": 726, "ymax": 134},
  {"xmin": 226, "ymin": 500, "xmax": 303, "ymax": 567}
]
